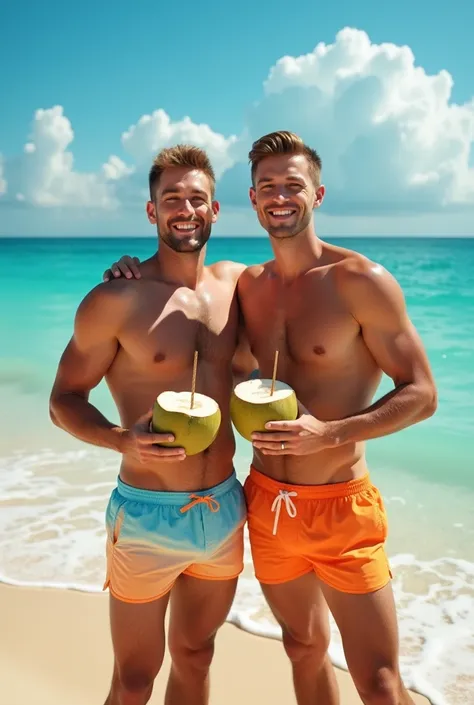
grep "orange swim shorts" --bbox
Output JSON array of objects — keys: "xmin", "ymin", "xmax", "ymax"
[{"xmin": 244, "ymin": 466, "xmax": 392, "ymax": 594}]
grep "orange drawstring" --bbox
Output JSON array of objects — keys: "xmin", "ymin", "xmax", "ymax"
[{"xmin": 180, "ymin": 494, "xmax": 220, "ymax": 514}]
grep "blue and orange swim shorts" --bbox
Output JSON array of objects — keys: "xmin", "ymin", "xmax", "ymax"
[{"xmin": 103, "ymin": 471, "xmax": 246, "ymax": 603}]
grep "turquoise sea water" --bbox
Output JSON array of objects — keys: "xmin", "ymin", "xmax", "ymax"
[{"xmin": 1, "ymin": 236, "xmax": 473, "ymax": 705}]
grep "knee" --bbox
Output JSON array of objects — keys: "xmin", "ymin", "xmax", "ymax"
[
  {"xmin": 355, "ymin": 666, "xmax": 402, "ymax": 705},
  {"xmin": 282, "ymin": 624, "xmax": 330, "ymax": 666},
  {"xmin": 169, "ymin": 635, "xmax": 215, "ymax": 674},
  {"xmin": 114, "ymin": 665, "xmax": 157, "ymax": 704}
]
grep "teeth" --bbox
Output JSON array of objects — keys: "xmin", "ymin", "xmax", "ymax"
[
  {"xmin": 270, "ymin": 209, "xmax": 293, "ymax": 216},
  {"xmin": 175, "ymin": 224, "xmax": 197, "ymax": 230}
]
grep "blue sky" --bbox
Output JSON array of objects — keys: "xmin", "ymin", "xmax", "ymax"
[{"xmin": 1, "ymin": 0, "xmax": 473, "ymax": 236}]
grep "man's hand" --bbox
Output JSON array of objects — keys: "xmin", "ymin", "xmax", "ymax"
[
  {"xmin": 251, "ymin": 404, "xmax": 335, "ymax": 456},
  {"xmin": 122, "ymin": 410, "xmax": 186, "ymax": 463},
  {"xmin": 103, "ymin": 256, "xmax": 142, "ymax": 282}
]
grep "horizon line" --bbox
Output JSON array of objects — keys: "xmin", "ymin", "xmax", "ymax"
[{"xmin": 1, "ymin": 234, "xmax": 474, "ymax": 240}]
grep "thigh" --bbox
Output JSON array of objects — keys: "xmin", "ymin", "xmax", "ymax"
[
  {"xmin": 168, "ymin": 573, "xmax": 238, "ymax": 649},
  {"xmin": 262, "ymin": 571, "xmax": 331, "ymax": 645},
  {"xmin": 321, "ymin": 582, "xmax": 400, "ymax": 685},
  {"xmin": 109, "ymin": 591, "xmax": 170, "ymax": 678}
]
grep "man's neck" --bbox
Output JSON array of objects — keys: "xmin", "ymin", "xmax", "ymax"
[
  {"xmin": 270, "ymin": 226, "xmax": 324, "ymax": 281},
  {"xmin": 154, "ymin": 243, "xmax": 207, "ymax": 289}
]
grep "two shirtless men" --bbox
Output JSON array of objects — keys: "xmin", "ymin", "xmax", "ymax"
[{"xmin": 50, "ymin": 132, "xmax": 437, "ymax": 705}]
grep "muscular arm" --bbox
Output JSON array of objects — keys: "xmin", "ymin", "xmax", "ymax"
[
  {"xmin": 328, "ymin": 263, "xmax": 437, "ymax": 445},
  {"xmin": 49, "ymin": 284, "xmax": 130, "ymax": 452}
]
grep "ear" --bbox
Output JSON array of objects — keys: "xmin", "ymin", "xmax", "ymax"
[
  {"xmin": 211, "ymin": 199, "xmax": 220, "ymax": 223},
  {"xmin": 146, "ymin": 200, "xmax": 157, "ymax": 224},
  {"xmin": 313, "ymin": 184, "xmax": 325, "ymax": 209},
  {"xmin": 249, "ymin": 186, "xmax": 257, "ymax": 211}
]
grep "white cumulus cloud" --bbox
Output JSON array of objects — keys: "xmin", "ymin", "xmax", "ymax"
[
  {"xmin": 22, "ymin": 106, "xmax": 116, "ymax": 207},
  {"xmin": 102, "ymin": 155, "xmax": 135, "ymax": 181},
  {"xmin": 2, "ymin": 27, "xmax": 474, "ymax": 234},
  {"xmin": 0, "ymin": 107, "xmax": 237, "ymax": 212},
  {"xmin": 121, "ymin": 108, "xmax": 237, "ymax": 178},
  {"xmin": 219, "ymin": 27, "xmax": 474, "ymax": 214},
  {"xmin": 2, "ymin": 106, "xmax": 132, "ymax": 209}
]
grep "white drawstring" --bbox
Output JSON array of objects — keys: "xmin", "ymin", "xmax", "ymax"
[{"xmin": 271, "ymin": 489, "xmax": 298, "ymax": 535}]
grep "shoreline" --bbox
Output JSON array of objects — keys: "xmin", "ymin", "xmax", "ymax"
[{"xmin": 1, "ymin": 582, "xmax": 432, "ymax": 705}]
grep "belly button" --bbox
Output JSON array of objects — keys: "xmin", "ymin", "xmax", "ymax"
[
  {"xmin": 154, "ymin": 352, "xmax": 166, "ymax": 363},
  {"xmin": 313, "ymin": 345, "xmax": 326, "ymax": 356}
]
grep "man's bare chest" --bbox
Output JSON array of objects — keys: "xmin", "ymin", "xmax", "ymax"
[
  {"xmin": 118, "ymin": 285, "xmax": 239, "ymax": 369},
  {"xmin": 241, "ymin": 281, "xmax": 360, "ymax": 369}
]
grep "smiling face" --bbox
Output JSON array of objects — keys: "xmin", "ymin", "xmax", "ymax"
[
  {"xmin": 249, "ymin": 154, "xmax": 325, "ymax": 240},
  {"xmin": 146, "ymin": 167, "xmax": 219, "ymax": 253}
]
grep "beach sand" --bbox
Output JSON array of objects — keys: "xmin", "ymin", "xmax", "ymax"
[{"xmin": 1, "ymin": 583, "xmax": 431, "ymax": 705}]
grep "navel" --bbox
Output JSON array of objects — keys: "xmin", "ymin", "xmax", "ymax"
[
  {"xmin": 313, "ymin": 345, "xmax": 326, "ymax": 356},
  {"xmin": 154, "ymin": 352, "xmax": 166, "ymax": 363}
]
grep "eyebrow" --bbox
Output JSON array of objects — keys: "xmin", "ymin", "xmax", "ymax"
[
  {"xmin": 161, "ymin": 187, "xmax": 209, "ymax": 198},
  {"xmin": 256, "ymin": 176, "xmax": 305, "ymax": 185}
]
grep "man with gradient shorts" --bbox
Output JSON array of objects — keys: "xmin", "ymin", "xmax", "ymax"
[
  {"xmin": 49, "ymin": 145, "xmax": 255, "ymax": 705},
  {"xmin": 105, "ymin": 132, "xmax": 437, "ymax": 705}
]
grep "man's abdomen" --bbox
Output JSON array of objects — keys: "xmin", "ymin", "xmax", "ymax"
[
  {"xmin": 119, "ymin": 426, "xmax": 236, "ymax": 492},
  {"xmin": 252, "ymin": 443, "xmax": 368, "ymax": 486},
  {"xmin": 107, "ymin": 359, "xmax": 237, "ymax": 491}
]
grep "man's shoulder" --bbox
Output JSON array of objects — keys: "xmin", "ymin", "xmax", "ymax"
[
  {"xmin": 332, "ymin": 250, "xmax": 405, "ymax": 314},
  {"xmin": 76, "ymin": 279, "xmax": 137, "ymax": 324},
  {"xmin": 334, "ymin": 250, "xmax": 395, "ymax": 290},
  {"xmin": 237, "ymin": 261, "xmax": 270, "ymax": 287},
  {"xmin": 81, "ymin": 278, "xmax": 139, "ymax": 304}
]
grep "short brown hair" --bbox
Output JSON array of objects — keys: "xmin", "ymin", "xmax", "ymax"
[
  {"xmin": 248, "ymin": 131, "xmax": 322, "ymax": 187},
  {"xmin": 149, "ymin": 145, "xmax": 216, "ymax": 199}
]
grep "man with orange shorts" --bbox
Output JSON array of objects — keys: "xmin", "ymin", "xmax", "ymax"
[{"xmin": 103, "ymin": 132, "xmax": 437, "ymax": 705}]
